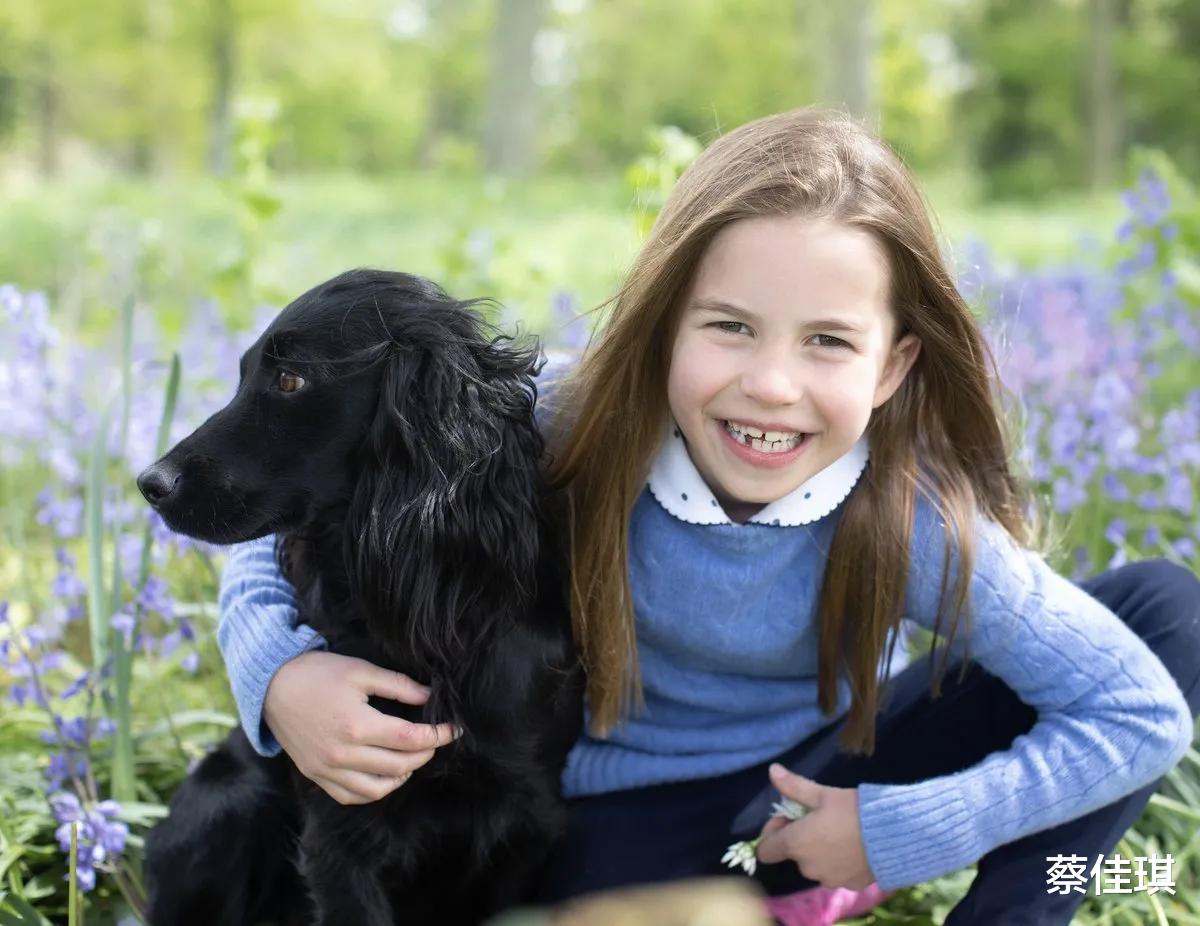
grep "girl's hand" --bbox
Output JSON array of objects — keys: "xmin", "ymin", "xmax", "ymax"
[
  {"xmin": 754, "ymin": 763, "xmax": 877, "ymax": 890},
  {"xmin": 263, "ymin": 650, "xmax": 460, "ymax": 806}
]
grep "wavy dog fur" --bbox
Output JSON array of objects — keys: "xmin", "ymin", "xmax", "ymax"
[{"xmin": 137, "ymin": 269, "xmax": 584, "ymax": 926}]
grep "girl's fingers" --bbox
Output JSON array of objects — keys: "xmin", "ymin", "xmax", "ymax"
[
  {"xmin": 326, "ymin": 769, "xmax": 411, "ymax": 805},
  {"xmin": 356, "ymin": 710, "xmax": 460, "ymax": 752},
  {"xmin": 354, "ymin": 662, "xmax": 433, "ymax": 706},
  {"xmin": 320, "ymin": 780, "xmax": 374, "ymax": 806},
  {"xmin": 760, "ymin": 816, "xmax": 790, "ymax": 837},
  {"xmin": 342, "ymin": 745, "xmax": 436, "ymax": 779}
]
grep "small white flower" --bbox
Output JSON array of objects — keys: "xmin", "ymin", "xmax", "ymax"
[
  {"xmin": 771, "ymin": 797, "xmax": 807, "ymax": 821},
  {"xmin": 722, "ymin": 839, "xmax": 760, "ymax": 876},
  {"xmin": 722, "ymin": 794, "xmax": 810, "ymax": 875}
]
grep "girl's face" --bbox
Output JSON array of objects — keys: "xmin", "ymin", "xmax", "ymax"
[{"xmin": 667, "ymin": 214, "xmax": 921, "ymax": 522}]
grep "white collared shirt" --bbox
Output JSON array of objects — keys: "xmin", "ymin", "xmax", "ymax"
[{"xmin": 645, "ymin": 416, "xmax": 870, "ymax": 526}]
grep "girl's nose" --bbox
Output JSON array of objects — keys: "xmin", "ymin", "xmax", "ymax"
[{"xmin": 740, "ymin": 364, "xmax": 803, "ymax": 406}]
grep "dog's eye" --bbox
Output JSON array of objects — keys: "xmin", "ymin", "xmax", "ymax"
[{"xmin": 277, "ymin": 370, "xmax": 306, "ymax": 394}]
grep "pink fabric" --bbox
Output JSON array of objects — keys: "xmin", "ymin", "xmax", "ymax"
[{"xmin": 764, "ymin": 883, "xmax": 893, "ymax": 926}]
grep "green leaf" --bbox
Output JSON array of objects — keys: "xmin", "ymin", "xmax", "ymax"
[
  {"xmin": 0, "ymin": 894, "xmax": 53, "ymax": 926},
  {"xmin": 85, "ymin": 403, "xmax": 113, "ymax": 677}
]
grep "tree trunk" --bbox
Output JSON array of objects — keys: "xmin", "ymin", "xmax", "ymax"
[
  {"xmin": 1087, "ymin": 0, "xmax": 1124, "ymax": 189},
  {"xmin": 415, "ymin": 0, "xmax": 465, "ymax": 169},
  {"xmin": 483, "ymin": 0, "xmax": 545, "ymax": 177},
  {"xmin": 809, "ymin": 0, "xmax": 876, "ymax": 126},
  {"xmin": 35, "ymin": 43, "xmax": 60, "ymax": 177},
  {"xmin": 208, "ymin": 0, "xmax": 235, "ymax": 176}
]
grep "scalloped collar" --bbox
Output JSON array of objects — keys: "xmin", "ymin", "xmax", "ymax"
[{"xmin": 646, "ymin": 418, "xmax": 870, "ymax": 526}]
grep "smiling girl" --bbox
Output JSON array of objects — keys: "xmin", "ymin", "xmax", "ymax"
[{"xmin": 216, "ymin": 108, "xmax": 1199, "ymax": 923}]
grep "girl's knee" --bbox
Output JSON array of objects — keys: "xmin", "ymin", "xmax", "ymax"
[
  {"xmin": 1126, "ymin": 558, "xmax": 1200, "ymax": 617},
  {"xmin": 1118, "ymin": 559, "xmax": 1200, "ymax": 707}
]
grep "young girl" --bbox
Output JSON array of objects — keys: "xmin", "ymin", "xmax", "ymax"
[{"xmin": 217, "ymin": 108, "xmax": 1200, "ymax": 924}]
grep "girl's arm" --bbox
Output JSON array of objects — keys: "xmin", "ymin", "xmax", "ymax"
[
  {"xmin": 216, "ymin": 535, "xmax": 327, "ymax": 756},
  {"xmin": 855, "ymin": 499, "xmax": 1194, "ymax": 891}
]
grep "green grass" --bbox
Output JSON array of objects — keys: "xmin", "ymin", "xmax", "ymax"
[{"xmin": 0, "ymin": 168, "xmax": 1127, "ymax": 342}]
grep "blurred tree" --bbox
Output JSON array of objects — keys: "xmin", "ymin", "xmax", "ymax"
[
  {"xmin": 1087, "ymin": 0, "xmax": 1126, "ymax": 190},
  {"xmin": 1118, "ymin": 0, "xmax": 1200, "ymax": 176},
  {"xmin": 0, "ymin": 0, "xmax": 1196, "ymax": 189},
  {"xmin": 415, "ymin": 0, "xmax": 471, "ymax": 168},
  {"xmin": 483, "ymin": 0, "xmax": 546, "ymax": 176},
  {"xmin": 875, "ymin": 0, "xmax": 961, "ymax": 171},
  {"xmin": 567, "ymin": 0, "xmax": 811, "ymax": 165},
  {"xmin": 951, "ymin": 0, "xmax": 1086, "ymax": 199},
  {"xmin": 208, "ymin": 0, "xmax": 236, "ymax": 175},
  {"xmin": 809, "ymin": 0, "xmax": 875, "ymax": 124}
]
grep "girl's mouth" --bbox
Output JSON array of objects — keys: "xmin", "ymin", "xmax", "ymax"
[{"xmin": 718, "ymin": 419, "xmax": 812, "ymax": 469}]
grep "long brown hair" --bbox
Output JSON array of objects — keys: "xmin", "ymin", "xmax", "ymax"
[{"xmin": 545, "ymin": 107, "xmax": 1032, "ymax": 752}]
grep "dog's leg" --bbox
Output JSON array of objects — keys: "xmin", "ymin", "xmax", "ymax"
[
  {"xmin": 476, "ymin": 834, "xmax": 558, "ymax": 922},
  {"xmin": 298, "ymin": 813, "xmax": 396, "ymax": 926},
  {"xmin": 145, "ymin": 728, "xmax": 307, "ymax": 926}
]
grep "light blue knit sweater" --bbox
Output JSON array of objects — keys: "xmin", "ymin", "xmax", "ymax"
[{"xmin": 214, "ymin": 356, "xmax": 1193, "ymax": 891}]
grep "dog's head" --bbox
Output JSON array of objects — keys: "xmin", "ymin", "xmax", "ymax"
[{"xmin": 137, "ymin": 268, "xmax": 546, "ymax": 554}]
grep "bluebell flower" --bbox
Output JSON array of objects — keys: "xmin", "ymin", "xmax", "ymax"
[
  {"xmin": 137, "ymin": 576, "xmax": 174, "ymax": 619},
  {"xmin": 25, "ymin": 625, "xmax": 48, "ymax": 647},
  {"xmin": 1164, "ymin": 470, "xmax": 1193, "ymax": 514},
  {"xmin": 45, "ymin": 752, "xmax": 71, "ymax": 790},
  {"xmin": 35, "ymin": 495, "xmax": 84, "ymax": 538},
  {"xmin": 1053, "ymin": 477, "xmax": 1088, "ymax": 513},
  {"xmin": 1049, "ymin": 410, "xmax": 1084, "ymax": 464},
  {"xmin": 75, "ymin": 864, "xmax": 97, "ymax": 892},
  {"xmin": 1102, "ymin": 472, "xmax": 1130, "ymax": 501},
  {"xmin": 51, "ymin": 568, "xmax": 86, "ymax": 601},
  {"xmin": 59, "ymin": 716, "xmax": 90, "ymax": 747},
  {"xmin": 109, "ymin": 610, "xmax": 135, "ymax": 646},
  {"xmin": 50, "ymin": 791, "xmax": 82, "ymax": 824},
  {"xmin": 9, "ymin": 654, "xmax": 34, "ymax": 678},
  {"xmin": 60, "ymin": 671, "xmax": 90, "ymax": 701},
  {"xmin": 159, "ymin": 630, "xmax": 182, "ymax": 659}
]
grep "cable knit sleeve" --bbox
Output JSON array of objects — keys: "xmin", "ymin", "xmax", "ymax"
[
  {"xmin": 855, "ymin": 497, "xmax": 1194, "ymax": 890},
  {"xmin": 216, "ymin": 536, "xmax": 327, "ymax": 756}
]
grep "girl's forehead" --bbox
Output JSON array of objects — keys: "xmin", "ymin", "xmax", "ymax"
[{"xmin": 688, "ymin": 214, "xmax": 892, "ymax": 323}]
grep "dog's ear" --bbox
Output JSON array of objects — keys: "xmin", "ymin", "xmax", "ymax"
[{"xmin": 345, "ymin": 309, "xmax": 547, "ymax": 702}]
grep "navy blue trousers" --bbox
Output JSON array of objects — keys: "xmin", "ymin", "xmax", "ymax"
[{"xmin": 534, "ymin": 560, "xmax": 1200, "ymax": 925}]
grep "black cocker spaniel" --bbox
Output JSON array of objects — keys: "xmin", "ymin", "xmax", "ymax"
[{"xmin": 137, "ymin": 269, "xmax": 584, "ymax": 925}]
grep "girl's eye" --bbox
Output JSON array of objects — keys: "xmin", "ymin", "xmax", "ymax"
[
  {"xmin": 813, "ymin": 334, "xmax": 850, "ymax": 349},
  {"xmin": 711, "ymin": 321, "xmax": 750, "ymax": 335},
  {"xmin": 277, "ymin": 370, "xmax": 307, "ymax": 393}
]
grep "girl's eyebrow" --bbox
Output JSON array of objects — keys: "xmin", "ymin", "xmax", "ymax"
[{"xmin": 688, "ymin": 297, "xmax": 867, "ymax": 335}]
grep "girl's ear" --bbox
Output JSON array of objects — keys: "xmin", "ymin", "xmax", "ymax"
[{"xmin": 872, "ymin": 332, "xmax": 922, "ymax": 409}]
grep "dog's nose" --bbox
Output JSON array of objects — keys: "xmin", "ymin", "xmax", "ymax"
[{"xmin": 137, "ymin": 461, "xmax": 182, "ymax": 506}]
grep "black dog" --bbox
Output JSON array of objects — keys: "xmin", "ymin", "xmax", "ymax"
[{"xmin": 136, "ymin": 269, "xmax": 584, "ymax": 925}]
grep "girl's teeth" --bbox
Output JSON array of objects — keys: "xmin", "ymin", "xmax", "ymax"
[{"xmin": 724, "ymin": 421, "xmax": 804, "ymax": 453}]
